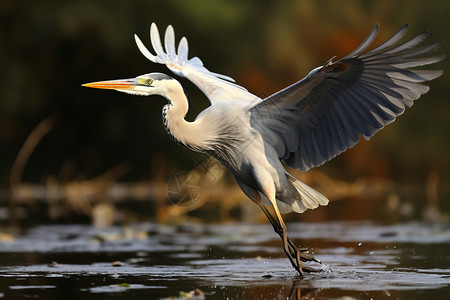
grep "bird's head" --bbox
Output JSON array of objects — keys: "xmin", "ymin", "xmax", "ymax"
[{"xmin": 82, "ymin": 72, "xmax": 176, "ymax": 96}]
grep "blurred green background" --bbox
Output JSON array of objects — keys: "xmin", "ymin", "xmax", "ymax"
[{"xmin": 1, "ymin": 0, "xmax": 449, "ymax": 205}]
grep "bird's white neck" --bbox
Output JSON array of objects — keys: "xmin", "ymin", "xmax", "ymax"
[{"xmin": 161, "ymin": 80, "xmax": 209, "ymax": 151}]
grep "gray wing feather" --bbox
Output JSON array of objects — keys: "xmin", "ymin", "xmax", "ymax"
[
  {"xmin": 359, "ymin": 24, "xmax": 409, "ymax": 55},
  {"xmin": 250, "ymin": 24, "xmax": 444, "ymax": 171},
  {"xmin": 343, "ymin": 24, "xmax": 380, "ymax": 58}
]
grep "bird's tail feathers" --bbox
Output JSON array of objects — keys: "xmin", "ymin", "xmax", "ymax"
[{"xmin": 286, "ymin": 175, "xmax": 329, "ymax": 213}]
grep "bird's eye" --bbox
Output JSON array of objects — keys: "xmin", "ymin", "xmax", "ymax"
[{"xmin": 146, "ymin": 79, "xmax": 153, "ymax": 86}]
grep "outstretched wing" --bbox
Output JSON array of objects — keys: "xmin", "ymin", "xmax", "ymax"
[
  {"xmin": 134, "ymin": 23, "xmax": 261, "ymax": 105},
  {"xmin": 250, "ymin": 24, "xmax": 444, "ymax": 172}
]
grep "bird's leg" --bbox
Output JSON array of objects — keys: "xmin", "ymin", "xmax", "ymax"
[
  {"xmin": 234, "ymin": 177, "xmax": 319, "ymax": 274},
  {"xmin": 258, "ymin": 203, "xmax": 299, "ymax": 258},
  {"xmin": 256, "ymin": 202, "xmax": 318, "ymax": 275},
  {"xmin": 271, "ymin": 203, "xmax": 304, "ymax": 276}
]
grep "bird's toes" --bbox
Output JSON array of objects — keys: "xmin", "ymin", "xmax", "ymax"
[{"xmin": 301, "ymin": 265, "xmax": 322, "ymax": 273}]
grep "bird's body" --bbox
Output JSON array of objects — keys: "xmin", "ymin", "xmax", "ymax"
[
  {"xmin": 157, "ymin": 77, "xmax": 324, "ymax": 214},
  {"xmin": 83, "ymin": 23, "xmax": 444, "ymax": 276}
]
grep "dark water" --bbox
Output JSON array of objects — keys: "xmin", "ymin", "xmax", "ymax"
[{"xmin": 0, "ymin": 221, "xmax": 449, "ymax": 299}]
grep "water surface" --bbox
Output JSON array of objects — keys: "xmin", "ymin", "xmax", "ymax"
[{"xmin": 0, "ymin": 221, "xmax": 449, "ymax": 299}]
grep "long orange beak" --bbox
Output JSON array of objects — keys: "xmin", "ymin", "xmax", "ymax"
[{"xmin": 82, "ymin": 79, "xmax": 135, "ymax": 90}]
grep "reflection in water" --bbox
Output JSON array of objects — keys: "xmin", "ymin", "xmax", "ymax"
[{"xmin": 288, "ymin": 281, "xmax": 304, "ymax": 300}]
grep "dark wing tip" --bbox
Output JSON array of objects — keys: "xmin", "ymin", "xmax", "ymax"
[{"xmin": 421, "ymin": 30, "xmax": 431, "ymax": 38}]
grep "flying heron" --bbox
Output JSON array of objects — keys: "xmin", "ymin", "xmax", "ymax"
[{"xmin": 83, "ymin": 23, "xmax": 443, "ymax": 276}]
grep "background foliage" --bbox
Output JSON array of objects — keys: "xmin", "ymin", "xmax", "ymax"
[{"xmin": 1, "ymin": 0, "xmax": 449, "ymax": 192}]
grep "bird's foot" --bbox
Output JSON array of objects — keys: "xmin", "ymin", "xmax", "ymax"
[
  {"xmin": 301, "ymin": 265, "xmax": 322, "ymax": 273},
  {"xmin": 290, "ymin": 246, "xmax": 323, "ymax": 276},
  {"xmin": 298, "ymin": 247, "xmax": 321, "ymax": 263}
]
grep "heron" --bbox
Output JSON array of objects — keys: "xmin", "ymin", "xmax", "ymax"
[{"xmin": 83, "ymin": 23, "xmax": 443, "ymax": 276}]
